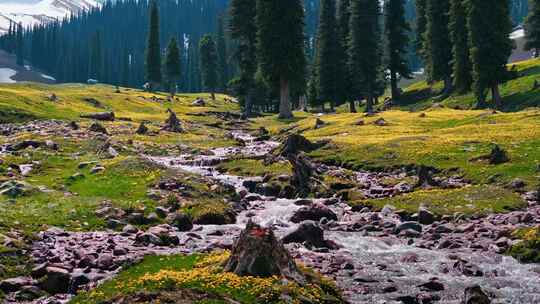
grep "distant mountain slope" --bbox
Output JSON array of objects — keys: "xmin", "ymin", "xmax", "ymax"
[
  {"xmin": 0, "ymin": 0, "xmax": 99, "ymax": 34},
  {"xmin": 0, "ymin": 49, "xmax": 56, "ymax": 84}
]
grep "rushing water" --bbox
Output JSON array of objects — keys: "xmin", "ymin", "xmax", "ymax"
[{"xmin": 148, "ymin": 131, "xmax": 540, "ymax": 304}]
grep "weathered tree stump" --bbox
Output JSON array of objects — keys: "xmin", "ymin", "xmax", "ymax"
[
  {"xmin": 415, "ymin": 165, "xmax": 439, "ymax": 189},
  {"xmin": 136, "ymin": 122, "xmax": 149, "ymax": 135},
  {"xmin": 80, "ymin": 112, "xmax": 115, "ymax": 121},
  {"xmin": 463, "ymin": 285, "xmax": 491, "ymax": 304},
  {"xmin": 278, "ymin": 134, "xmax": 317, "ymax": 157},
  {"xmin": 488, "ymin": 144, "xmax": 509, "ymax": 165},
  {"xmin": 67, "ymin": 121, "xmax": 79, "ymax": 130},
  {"xmin": 162, "ymin": 109, "xmax": 183, "ymax": 133},
  {"xmin": 223, "ymin": 221, "xmax": 305, "ymax": 284},
  {"xmin": 287, "ymin": 153, "xmax": 318, "ymax": 197}
]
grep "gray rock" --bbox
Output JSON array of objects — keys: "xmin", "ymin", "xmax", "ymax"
[
  {"xmin": 418, "ymin": 207, "xmax": 435, "ymax": 225},
  {"xmin": 463, "ymin": 285, "xmax": 491, "ymax": 304},
  {"xmin": 0, "ymin": 277, "xmax": 35, "ymax": 293},
  {"xmin": 395, "ymin": 222, "xmax": 423, "ymax": 234},
  {"xmin": 40, "ymin": 267, "xmax": 71, "ymax": 294},
  {"xmin": 282, "ymin": 221, "xmax": 329, "ymax": 248},
  {"xmin": 290, "ymin": 203, "xmax": 338, "ymax": 223},
  {"xmin": 166, "ymin": 212, "xmax": 193, "ymax": 231}
]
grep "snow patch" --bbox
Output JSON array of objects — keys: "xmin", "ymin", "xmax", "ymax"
[
  {"xmin": 41, "ymin": 73, "xmax": 55, "ymax": 81},
  {"xmin": 511, "ymin": 29, "xmax": 525, "ymax": 40},
  {"xmin": 0, "ymin": 68, "xmax": 17, "ymax": 83}
]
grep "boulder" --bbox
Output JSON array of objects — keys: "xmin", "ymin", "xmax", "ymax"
[
  {"xmin": 417, "ymin": 207, "xmax": 435, "ymax": 225},
  {"xmin": 68, "ymin": 121, "xmax": 80, "ymax": 130},
  {"xmin": 463, "ymin": 285, "xmax": 491, "ymax": 304},
  {"xmin": 223, "ymin": 221, "xmax": 305, "ymax": 283},
  {"xmin": 0, "ymin": 277, "xmax": 35, "ymax": 293},
  {"xmin": 395, "ymin": 222, "xmax": 423, "ymax": 234},
  {"xmin": 192, "ymin": 98, "xmax": 206, "ymax": 106},
  {"xmin": 88, "ymin": 122, "xmax": 108, "ymax": 135},
  {"xmin": 282, "ymin": 221, "xmax": 330, "ymax": 248},
  {"xmin": 166, "ymin": 212, "xmax": 193, "ymax": 231},
  {"xmin": 290, "ymin": 203, "xmax": 338, "ymax": 223},
  {"xmin": 12, "ymin": 286, "xmax": 45, "ymax": 301},
  {"xmin": 39, "ymin": 267, "xmax": 71, "ymax": 294},
  {"xmin": 415, "ymin": 165, "xmax": 439, "ymax": 189},
  {"xmin": 80, "ymin": 111, "xmax": 115, "ymax": 121}
]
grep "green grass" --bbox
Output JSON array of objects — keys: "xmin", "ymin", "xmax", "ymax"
[
  {"xmin": 216, "ymin": 159, "xmax": 291, "ymax": 177},
  {"xmin": 508, "ymin": 227, "xmax": 540, "ymax": 263},
  {"xmin": 353, "ymin": 185, "xmax": 526, "ymax": 216},
  {"xmin": 71, "ymin": 252, "xmax": 344, "ymax": 304}
]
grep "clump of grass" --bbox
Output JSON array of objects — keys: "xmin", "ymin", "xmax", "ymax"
[
  {"xmin": 216, "ymin": 159, "xmax": 291, "ymax": 177},
  {"xmin": 508, "ymin": 227, "xmax": 540, "ymax": 263}
]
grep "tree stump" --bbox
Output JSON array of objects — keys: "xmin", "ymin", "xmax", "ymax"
[
  {"xmin": 278, "ymin": 134, "xmax": 316, "ymax": 157},
  {"xmin": 223, "ymin": 221, "xmax": 305, "ymax": 284},
  {"xmin": 462, "ymin": 285, "xmax": 491, "ymax": 304},
  {"xmin": 88, "ymin": 122, "xmax": 108, "ymax": 135},
  {"xmin": 136, "ymin": 122, "xmax": 149, "ymax": 135},
  {"xmin": 287, "ymin": 153, "xmax": 317, "ymax": 197},
  {"xmin": 162, "ymin": 109, "xmax": 183, "ymax": 133},
  {"xmin": 415, "ymin": 165, "xmax": 439, "ymax": 189},
  {"xmin": 488, "ymin": 144, "xmax": 509, "ymax": 165}
]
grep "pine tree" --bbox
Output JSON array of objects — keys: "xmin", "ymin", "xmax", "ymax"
[
  {"xmin": 337, "ymin": 0, "xmax": 355, "ymax": 112},
  {"xmin": 145, "ymin": 0, "xmax": 162, "ymax": 91},
  {"xmin": 121, "ymin": 48, "xmax": 130, "ymax": 87},
  {"xmin": 16, "ymin": 23, "xmax": 24, "ymax": 66},
  {"xmin": 88, "ymin": 31, "xmax": 102, "ymax": 80},
  {"xmin": 385, "ymin": 0, "xmax": 412, "ymax": 102},
  {"xmin": 349, "ymin": 0, "xmax": 382, "ymax": 113},
  {"xmin": 216, "ymin": 15, "xmax": 229, "ymax": 92},
  {"xmin": 467, "ymin": 0, "xmax": 514, "ymax": 109},
  {"xmin": 165, "ymin": 37, "xmax": 182, "ymax": 97},
  {"xmin": 415, "ymin": 0, "xmax": 427, "ymax": 60},
  {"xmin": 449, "ymin": 0, "xmax": 472, "ymax": 94},
  {"xmin": 229, "ymin": 0, "xmax": 258, "ymax": 116},
  {"xmin": 256, "ymin": 0, "xmax": 307, "ymax": 119},
  {"xmin": 315, "ymin": 0, "xmax": 340, "ymax": 111},
  {"xmin": 425, "ymin": 0, "xmax": 453, "ymax": 95},
  {"xmin": 525, "ymin": 0, "xmax": 540, "ymax": 56},
  {"xmin": 199, "ymin": 34, "xmax": 218, "ymax": 100}
]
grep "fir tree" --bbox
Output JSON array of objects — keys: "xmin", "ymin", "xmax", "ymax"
[
  {"xmin": 229, "ymin": 0, "xmax": 257, "ymax": 116},
  {"xmin": 165, "ymin": 37, "xmax": 182, "ymax": 97},
  {"xmin": 467, "ymin": 0, "xmax": 514, "ymax": 109},
  {"xmin": 88, "ymin": 31, "xmax": 102, "ymax": 80},
  {"xmin": 385, "ymin": 0, "xmax": 412, "ymax": 102},
  {"xmin": 16, "ymin": 23, "xmax": 24, "ymax": 66},
  {"xmin": 145, "ymin": 0, "xmax": 162, "ymax": 91},
  {"xmin": 349, "ymin": 0, "xmax": 382, "ymax": 113},
  {"xmin": 121, "ymin": 48, "xmax": 130, "ymax": 87},
  {"xmin": 425, "ymin": 0, "xmax": 453, "ymax": 95},
  {"xmin": 315, "ymin": 0, "xmax": 340, "ymax": 111},
  {"xmin": 337, "ymin": 0, "xmax": 355, "ymax": 112},
  {"xmin": 199, "ymin": 34, "xmax": 218, "ymax": 100},
  {"xmin": 415, "ymin": 0, "xmax": 427, "ymax": 61},
  {"xmin": 256, "ymin": 0, "xmax": 307, "ymax": 119},
  {"xmin": 449, "ymin": 0, "xmax": 472, "ymax": 94},
  {"xmin": 525, "ymin": 0, "xmax": 540, "ymax": 56},
  {"xmin": 216, "ymin": 15, "xmax": 229, "ymax": 92}
]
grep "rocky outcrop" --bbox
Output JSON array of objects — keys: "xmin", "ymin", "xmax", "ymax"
[
  {"xmin": 290, "ymin": 203, "xmax": 338, "ymax": 223},
  {"xmin": 223, "ymin": 221, "xmax": 305, "ymax": 284},
  {"xmin": 282, "ymin": 221, "xmax": 333, "ymax": 248}
]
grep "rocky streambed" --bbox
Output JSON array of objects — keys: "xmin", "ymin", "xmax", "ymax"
[{"xmin": 2, "ymin": 129, "xmax": 540, "ymax": 304}]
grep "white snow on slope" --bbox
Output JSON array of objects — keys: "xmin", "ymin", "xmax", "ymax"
[
  {"xmin": 511, "ymin": 28, "xmax": 525, "ymax": 40},
  {"xmin": 0, "ymin": 68, "xmax": 16, "ymax": 83},
  {"xmin": 0, "ymin": 0, "xmax": 99, "ymax": 34}
]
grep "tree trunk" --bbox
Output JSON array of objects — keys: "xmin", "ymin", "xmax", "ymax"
[
  {"xmin": 211, "ymin": 91, "xmax": 216, "ymax": 100},
  {"xmin": 330, "ymin": 102, "xmax": 335, "ymax": 112},
  {"xmin": 475, "ymin": 88, "xmax": 487, "ymax": 109},
  {"xmin": 390, "ymin": 71, "xmax": 400, "ymax": 101},
  {"xmin": 244, "ymin": 91, "xmax": 252, "ymax": 118},
  {"xmin": 278, "ymin": 77, "xmax": 293, "ymax": 119},
  {"xmin": 491, "ymin": 84, "xmax": 502, "ymax": 110},
  {"xmin": 349, "ymin": 100, "xmax": 357, "ymax": 113},
  {"xmin": 365, "ymin": 95, "xmax": 373, "ymax": 114},
  {"xmin": 170, "ymin": 82, "xmax": 176, "ymax": 97},
  {"xmin": 442, "ymin": 76, "xmax": 453, "ymax": 97}
]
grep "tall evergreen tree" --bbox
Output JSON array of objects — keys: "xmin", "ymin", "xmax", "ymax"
[
  {"xmin": 425, "ymin": 0, "xmax": 453, "ymax": 95},
  {"xmin": 525, "ymin": 0, "xmax": 540, "ymax": 56},
  {"xmin": 449, "ymin": 0, "xmax": 472, "ymax": 94},
  {"xmin": 165, "ymin": 37, "xmax": 182, "ymax": 97},
  {"xmin": 88, "ymin": 31, "xmax": 102, "ymax": 80},
  {"xmin": 415, "ymin": 0, "xmax": 427, "ymax": 60},
  {"xmin": 337, "ymin": 0, "xmax": 355, "ymax": 112},
  {"xmin": 256, "ymin": 0, "xmax": 307, "ymax": 119},
  {"xmin": 145, "ymin": 0, "xmax": 162, "ymax": 91},
  {"xmin": 121, "ymin": 48, "xmax": 130, "ymax": 87},
  {"xmin": 467, "ymin": 0, "xmax": 514, "ymax": 109},
  {"xmin": 385, "ymin": 0, "xmax": 412, "ymax": 102},
  {"xmin": 15, "ymin": 23, "xmax": 24, "ymax": 66},
  {"xmin": 229, "ymin": 0, "xmax": 258, "ymax": 116},
  {"xmin": 349, "ymin": 0, "xmax": 382, "ymax": 113},
  {"xmin": 315, "ymin": 0, "xmax": 340, "ymax": 111},
  {"xmin": 199, "ymin": 34, "xmax": 218, "ymax": 100},
  {"xmin": 216, "ymin": 15, "xmax": 229, "ymax": 92}
]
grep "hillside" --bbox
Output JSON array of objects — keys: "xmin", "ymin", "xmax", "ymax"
[{"xmin": 0, "ymin": 50, "xmax": 56, "ymax": 84}]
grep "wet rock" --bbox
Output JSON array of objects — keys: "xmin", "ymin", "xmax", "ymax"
[
  {"xmin": 12, "ymin": 285, "xmax": 46, "ymax": 301},
  {"xmin": 80, "ymin": 111, "xmax": 115, "ymax": 121},
  {"xmin": 8, "ymin": 140, "xmax": 54, "ymax": 151},
  {"xmin": 510, "ymin": 178, "xmax": 526, "ymax": 190},
  {"xmin": 97, "ymin": 254, "xmax": 115, "ymax": 270},
  {"xmin": 223, "ymin": 221, "xmax": 305, "ymax": 283},
  {"xmin": 282, "ymin": 221, "xmax": 329, "ymax": 248},
  {"xmin": 122, "ymin": 224, "xmax": 138, "ymax": 234},
  {"xmin": 290, "ymin": 203, "xmax": 338, "ymax": 223},
  {"xmin": 88, "ymin": 122, "xmax": 108, "ymax": 135},
  {"xmin": 0, "ymin": 277, "xmax": 35, "ymax": 293},
  {"xmin": 70, "ymin": 273, "xmax": 91, "ymax": 292},
  {"xmin": 127, "ymin": 212, "xmax": 146, "ymax": 225},
  {"xmin": 463, "ymin": 285, "xmax": 491, "ymax": 304},
  {"xmin": 395, "ymin": 222, "xmax": 423, "ymax": 234},
  {"xmin": 418, "ymin": 278, "xmax": 445, "ymax": 291},
  {"xmin": 453, "ymin": 259, "xmax": 483, "ymax": 277},
  {"xmin": 166, "ymin": 212, "xmax": 193, "ymax": 231},
  {"xmin": 418, "ymin": 207, "xmax": 435, "ymax": 225},
  {"xmin": 40, "ymin": 267, "xmax": 71, "ymax": 294},
  {"xmin": 193, "ymin": 212, "xmax": 236, "ymax": 225}
]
